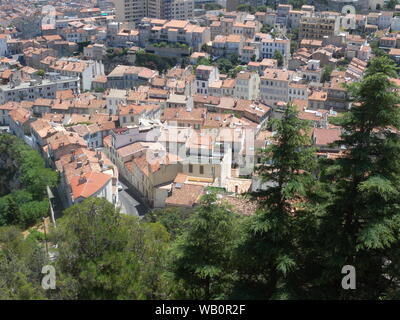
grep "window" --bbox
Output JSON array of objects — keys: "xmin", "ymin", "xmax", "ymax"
[
  {"xmin": 199, "ymin": 165, "xmax": 204, "ymax": 174},
  {"xmin": 189, "ymin": 164, "xmax": 193, "ymax": 173}
]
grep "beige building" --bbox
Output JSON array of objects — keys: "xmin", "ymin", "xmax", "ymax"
[
  {"xmin": 299, "ymin": 14, "xmax": 340, "ymax": 40},
  {"xmin": 113, "ymin": 0, "xmax": 194, "ymax": 23},
  {"xmin": 260, "ymin": 68, "xmax": 294, "ymax": 104},
  {"xmin": 234, "ymin": 71, "xmax": 260, "ymax": 101}
]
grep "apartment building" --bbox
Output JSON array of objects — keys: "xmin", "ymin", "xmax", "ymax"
[
  {"xmin": 254, "ymin": 12, "xmax": 276, "ymax": 27},
  {"xmin": 260, "ymin": 37, "xmax": 290, "ymax": 62},
  {"xmin": 56, "ymin": 148, "xmax": 119, "ymax": 207},
  {"xmin": 105, "ymin": 89, "xmax": 128, "ymax": 115},
  {"xmin": 84, "ymin": 44, "xmax": 107, "ymax": 60},
  {"xmin": 107, "ymin": 65, "xmax": 159, "ymax": 89},
  {"xmin": 208, "ymin": 79, "xmax": 236, "ymax": 97},
  {"xmin": 118, "ymin": 104, "xmax": 162, "ymax": 126},
  {"xmin": 195, "ymin": 65, "xmax": 219, "ymax": 95},
  {"xmin": 234, "ymin": 71, "xmax": 260, "ymax": 101},
  {"xmin": 301, "ymin": 59, "xmax": 323, "ymax": 83},
  {"xmin": 0, "ymin": 75, "xmax": 79, "ymax": 104},
  {"xmin": 8, "ymin": 107, "xmax": 31, "ymax": 139},
  {"xmin": 299, "ymin": 14, "xmax": 340, "ymax": 40},
  {"xmin": 167, "ymin": 0, "xmax": 194, "ymax": 20},
  {"xmin": 113, "ymin": 0, "xmax": 194, "ymax": 23},
  {"xmin": 0, "ymin": 34, "xmax": 8, "ymax": 57},
  {"xmin": 260, "ymin": 68, "xmax": 294, "ymax": 104},
  {"xmin": 49, "ymin": 58, "xmax": 104, "ymax": 91},
  {"xmin": 276, "ymin": 4, "xmax": 292, "ymax": 26},
  {"xmin": 288, "ymin": 10, "xmax": 306, "ymax": 29},
  {"xmin": 211, "ymin": 34, "xmax": 243, "ymax": 57},
  {"xmin": 138, "ymin": 18, "xmax": 211, "ymax": 51},
  {"xmin": 322, "ymin": 70, "xmax": 350, "ymax": 111},
  {"xmin": 288, "ymin": 83, "xmax": 309, "ymax": 101}
]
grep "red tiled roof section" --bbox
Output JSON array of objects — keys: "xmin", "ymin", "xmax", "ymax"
[
  {"xmin": 313, "ymin": 128, "xmax": 341, "ymax": 145},
  {"xmin": 70, "ymin": 172, "xmax": 111, "ymax": 201},
  {"xmin": 165, "ymin": 183, "xmax": 204, "ymax": 207}
]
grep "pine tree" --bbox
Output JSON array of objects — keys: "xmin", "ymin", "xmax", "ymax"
[
  {"xmin": 170, "ymin": 193, "xmax": 238, "ymax": 299},
  {"xmin": 232, "ymin": 103, "xmax": 317, "ymax": 299},
  {"xmin": 315, "ymin": 56, "xmax": 400, "ymax": 299}
]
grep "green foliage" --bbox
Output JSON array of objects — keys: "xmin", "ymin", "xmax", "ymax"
[
  {"xmin": 260, "ymin": 24, "xmax": 273, "ymax": 34},
  {"xmin": 204, "ymin": 2, "xmax": 223, "ymax": 10},
  {"xmin": 171, "ymin": 193, "xmax": 238, "ymax": 299},
  {"xmin": 321, "ymin": 65, "xmax": 334, "ymax": 82},
  {"xmin": 233, "ymin": 103, "xmax": 318, "ymax": 299},
  {"xmin": 0, "ymin": 134, "xmax": 57, "ymax": 228},
  {"xmin": 370, "ymin": 40, "xmax": 389, "ymax": 58},
  {"xmin": 77, "ymin": 41, "xmax": 91, "ymax": 54},
  {"xmin": 315, "ymin": 56, "xmax": 400, "ymax": 299},
  {"xmin": 135, "ymin": 51, "xmax": 178, "ymax": 73},
  {"xmin": 2, "ymin": 57, "xmax": 400, "ymax": 300},
  {"xmin": 152, "ymin": 41, "xmax": 189, "ymax": 49},
  {"xmin": 386, "ymin": 0, "xmax": 398, "ymax": 9},
  {"xmin": 0, "ymin": 226, "xmax": 47, "ymax": 299},
  {"xmin": 106, "ymin": 48, "xmax": 129, "ymax": 59},
  {"xmin": 144, "ymin": 207, "xmax": 189, "ymax": 239},
  {"xmin": 35, "ymin": 69, "xmax": 45, "ymax": 77},
  {"xmin": 201, "ymin": 43, "xmax": 209, "ymax": 53},
  {"xmin": 273, "ymin": 50, "xmax": 284, "ymax": 67},
  {"xmin": 288, "ymin": 0, "xmax": 308, "ymax": 9},
  {"xmin": 290, "ymin": 40, "xmax": 298, "ymax": 55},
  {"xmin": 50, "ymin": 197, "xmax": 172, "ymax": 299},
  {"xmin": 228, "ymin": 65, "xmax": 246, "ymax": 78},
  {"xmin": 236, "ymin": 4, "xmax": 256, "ymax": 14},
  {"xmin": 26, "ymin": 229, "xmax": 45, "ymax": 244},
  {"xmin": 256, "ymin": 5, "xmax": 269, "ymax": 12}
]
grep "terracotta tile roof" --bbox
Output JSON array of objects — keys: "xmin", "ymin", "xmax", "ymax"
[
  {"xmin": 70, "ymin": 172, "xmax": 111, "ymax": 201},
  {"xmin": 313, "ymin": 127, "xmax": 341, "ymax": 146},
  {"xmin": 48, "ymin": 131, "xmax": 86, "ymax": 151},
  {"xmin": 165, "ymin": 183, "xmax": 204, "ymax": 207},
  {"xmin": 161, "ymin": 107, "xmax": 206, "ymax": 122},
  {"xmin": 9, "ymin": 108, "xmax": 30, "ymax": 125}
]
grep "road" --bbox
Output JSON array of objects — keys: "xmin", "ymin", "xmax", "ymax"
[{"xmin": 118, "ymin": 181, "xmax": 148, "ymax": 217}]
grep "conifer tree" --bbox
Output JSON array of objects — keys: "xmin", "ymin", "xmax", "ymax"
[
  {"xmin": 170, "ymin": 193, "xmax": 238, "ymax": 299},
  {"xmin": 232, "ymin": 103, "xmax": 317, "ymax": 299},
  {"xmin": 315, "ymin": 56, "xmax": 400, "ymax": 299}
]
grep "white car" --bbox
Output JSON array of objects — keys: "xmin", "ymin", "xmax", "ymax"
[{"xmin": 117, "ymin": 183, "xmax": 123, "ymax": 191}]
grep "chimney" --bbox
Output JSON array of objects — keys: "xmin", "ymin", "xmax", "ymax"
[{"xmin": 78, "ymin": 176, "xmax": 87, "ymax": 185}]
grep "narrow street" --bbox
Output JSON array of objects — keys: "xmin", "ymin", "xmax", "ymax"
[{"xmin": 118, "ymin": 181, "xmax": 149, "ymax": 217}]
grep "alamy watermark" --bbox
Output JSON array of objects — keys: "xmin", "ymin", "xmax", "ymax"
[
  {"xmin": 41, "ymin": 265, "xmax": 56, "ymax": 290},
  {"xmin": 341, "ymin": 265, "xmax": 356, "ymax": 290}
]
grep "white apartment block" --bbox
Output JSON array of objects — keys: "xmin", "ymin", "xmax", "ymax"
[
  {"xmin": 0, "ymin": 35, "xmax": 8, "ymax": 57},
  {"xmin": 288, "ymin": 83, "xmax": 309, "ymax": 101},
  {"xmin": 234, "ymin": 71, "xmax": 260, "ymax": 101},
  {"xmin": 142, "ymin": 19, "xmax": 210, "ymax": 51},
  {"xmin": 168, "ymin": 0, "xmax": 194, "ymax": 20},
  {"xmin": 195, "ymin": 65, "xmax": 219, "ymax": 95},
  {"xmin": 261, "ymin": 37, "xmax": 290, "ymax": 62},
  {"xmin": 260, "ymin": 68, "xmax": 294, "ymax": 104},
  {"xmin": 0, "ymin": 75, "xmax": 80, "ymax": 104},
  {"xmin": 211, "ymin": 34, "xmax": 243, "ymax": 57},
  {"xmin": 106, "ymin": 89, "xmax": 128, "ymax": 115},
  {"xmin": 113, "ymin": 0, "xmax": 194, "ymax": 22},
  {"xmin": 49, "ymin": 58, "xmax": 104, "ymax": 91}
]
